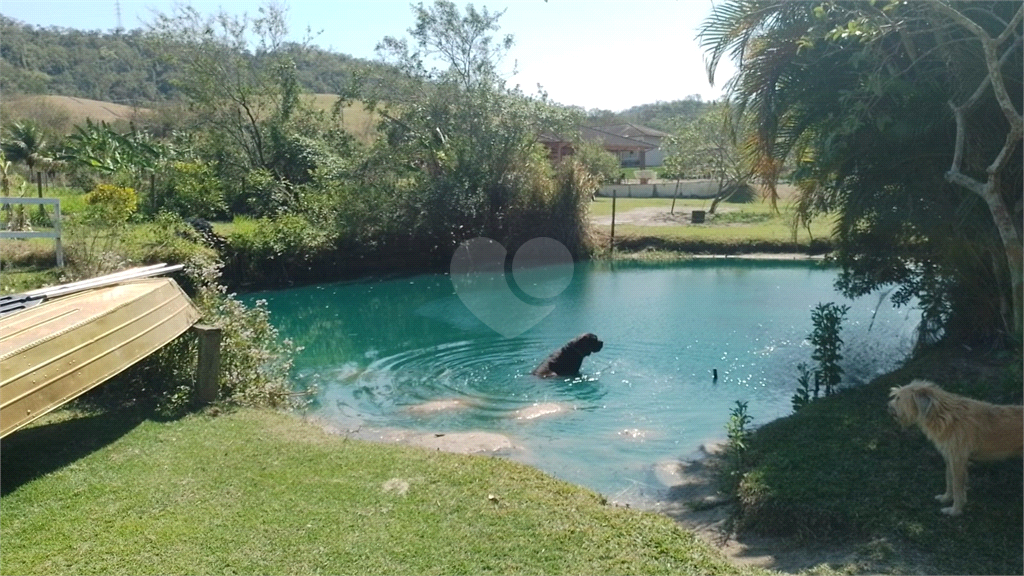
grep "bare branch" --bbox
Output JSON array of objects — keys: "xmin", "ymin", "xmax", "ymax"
[
  {"xmin": 944, "ymin": 166, "xmax": 987, "ymax": 197},
  {"xmin": 988, "ymin": 123, "xmax": 1024, "ymax": 177},
  {"xmin": 995, "ymin": 4, "xmax": 1024, "ymax": 46},
  {"xmin": 935, "ymin": 2, "xmax": 1024, "ymax": 130},
  {"xmin": 960, "ymin": 35, "xmax": 1022, "ymax": 110},
  {"xmin": 947, "ymin": 100, "xmax": 966, "ymax": 173}
]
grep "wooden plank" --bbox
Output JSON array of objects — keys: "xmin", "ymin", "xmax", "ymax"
[
  {"xmin": 0, "ymin": 231, "xmax": 59, "ymax": 239},
  {"xmin": 0, "ymin": 197, "xmax": 60, "ymax": 206}
]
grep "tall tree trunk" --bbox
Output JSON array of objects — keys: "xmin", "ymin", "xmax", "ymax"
[{"xmin": 938, "ymin": 2, "xmax": 1024, "ymax": 336}]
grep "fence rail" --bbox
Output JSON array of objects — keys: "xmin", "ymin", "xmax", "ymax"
[{"xmin": 0, "ymin": 197, "xmax": 64, "ymax": 267}]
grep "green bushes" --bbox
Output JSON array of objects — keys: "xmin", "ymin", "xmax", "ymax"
[
  {"xmin": 64, "ymin": 184, "xmax": 138, "ymax": 278},
  {"xmin": 79, "ymin": 219, "xmax": 302, "ymax": 415},
  {"xmin": 722, "ymin": 400, "xmax": 753, "ymax": 494},
  {"xmin": 792, "ymin": 302, "xmax": 849, "ymax": 411},
  {"xmin": 190, "ymin": 260, "xmax": 302, "ymax": 409},
  {"xmin": 571, "ymin": 140, "xmax": 621, "ymax": 184},
  {"xmin": 153, "ymin": 161, "xmax": 227, "ymax": 220},
  {"xmin": 221, "ymin": 214, "xmax": 339, "ymax": 286}
]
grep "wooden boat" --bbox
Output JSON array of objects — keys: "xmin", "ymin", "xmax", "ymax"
[{"xmin": 0, "ymin": 278, "xmax": 201, "ymax": 438}]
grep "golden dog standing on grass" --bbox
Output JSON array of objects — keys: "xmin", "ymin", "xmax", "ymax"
[{"xmin": 888, "ymin": 379, "xmax": 1023, "ymax": 516}]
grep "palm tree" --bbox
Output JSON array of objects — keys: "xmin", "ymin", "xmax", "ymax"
[
  {"xmin": 699, "ymin": 1, "xmax": 1023, "ymax": 344},
  {"xmin": 1, "ymin": 120, "xmax": 49, "ymax": 196}
]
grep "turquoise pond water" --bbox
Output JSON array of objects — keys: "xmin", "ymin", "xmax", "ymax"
[{"xmin": 244, "ymin": 259, "xmax": 920, "ymax": 504}]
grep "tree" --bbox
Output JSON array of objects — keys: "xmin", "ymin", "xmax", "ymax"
[
  {"xmin": 364, "ymin": 1, "xmax": 580, "ymax": 253},
  {"xmin": 381, "ymin": 0, "xmax": 514, "ymax": 91},
  {"xmin": 147, "ymin": 1, "xmax": 319, "ymax": 212},
  {"xmin": 934, "ymin": 2, "xmax": 1024, "ymax": 339},
  {"xmin": 662, "ymin": 103, "xmax": 754, "ymax": 213},
  {"xmin": 1, "ymin": 120, "xmax": 49, "ymax": 195},
  {"xmin": 701, "ymin": 0, "xmax": 1023, "ymax": 345},
  {"xmin": 570, "ymin": 139, "xmax": 620, "ymax": 184}
]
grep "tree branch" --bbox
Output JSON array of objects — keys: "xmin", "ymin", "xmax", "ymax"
[
  {"xmin": 934, "ymin": 3, "xmax": 1024, "ymax": 131},
  {"xmin": 947, "ymin": 99, "xmax": 966, "ymax": 174}
]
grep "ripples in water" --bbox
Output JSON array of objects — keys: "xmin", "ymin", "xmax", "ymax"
[
  {"xmin": 251, "ymin": 260, "xmax": 920, "ymax": 503},
  {"xmin": 297, "ymin": 335, "xmax": 610, "ymax": 426}
]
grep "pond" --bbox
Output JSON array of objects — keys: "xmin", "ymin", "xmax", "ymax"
[{"xmin": 244, "ymin": 259, "xmax": 920, "ymax": 505}]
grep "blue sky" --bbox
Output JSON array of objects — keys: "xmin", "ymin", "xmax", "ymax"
[{"xmin": 0, "ymin": 0, "xmax": 737, "ymax": 112}]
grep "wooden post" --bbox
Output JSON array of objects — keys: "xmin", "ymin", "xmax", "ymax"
[
  {"xmin": 193, "ymin": 324, "xmax": 222, "ymax": 403},
  {"xmin": 610, "ymin": 189, "xmax": 616, "ymax": 252}
]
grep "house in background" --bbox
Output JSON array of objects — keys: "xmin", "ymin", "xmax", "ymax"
[
  {"xmin": 591, "ymin": 124, "xmax": 672, "ymax": 167},
  {"xmin": 538, "ymin": 123, "xmax": 671, "ymax": 169}
]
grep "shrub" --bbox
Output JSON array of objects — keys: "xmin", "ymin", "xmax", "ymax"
[
  {"xmin": 222, "ymin": 213, "xmax": 337, "ymax": 286},
  {"xmin": 65, "ymin": 184, "xmax": 138, "ymax": 278},
  {"xmin": 792, "ymin": 302, "xmax": 850, "ymax": 410},
  {"xmin": 153, "ymin": 161, "xmax": 227, "ymax": 220},
  {"xmin": 226, "ymin": 168, "xmax": 296, "ymax": 218},
  {"xmin": 810, "ymin": 302, "xmax": 850, "ymax": 397},
  {"xmin": 546, "ymin": 158, "xmax": 597, "ymax": 258},
  {"xmin": 77, "ymin": 225, "xmax": 304, "ymax": 416},
  {"xmin": 722, "ymin": 400, "xmax": 753, "ymax": 493},
  {"xmin": 84, "ymin": 183, "xmax": 137, "ymax": 222},
  {"xmin": 188, "ymin": 256, "xmax": 304, "ymax": 409},
  {"xmin": 570, "ymin": 140, "xmax": 621, "ymax": 184},
  {"xmin": 791, "ymin": 362, "xmax": 813, "ymax": 412}
]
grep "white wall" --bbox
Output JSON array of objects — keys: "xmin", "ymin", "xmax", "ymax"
[
  {"xmin": 644, "ymin": 148, "xmax": 665, "ymax": 167},
  {"xmin": 596, "ymin": 180, "xmax": 720, "ymax": 198}
]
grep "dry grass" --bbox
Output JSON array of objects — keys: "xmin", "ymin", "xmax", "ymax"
[
  {"xmin": 303, "ymin": 93, "xmax": 379, "ymax": 144},
  {"xmin": 1, "ymin": 95, "xmax": 150, "ymax": 133},
  {"xmin": 3, "ymin": 94, "xmax": 379, "ymax": 144}
]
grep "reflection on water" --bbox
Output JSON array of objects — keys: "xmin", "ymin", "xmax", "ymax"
[{"xmin": 244, "ymin": 260, "xmax": 920, "ymax": 505}]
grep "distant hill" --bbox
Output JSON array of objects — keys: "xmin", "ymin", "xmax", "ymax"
[
  {"xmin": 4, "ymin": 95, "xmax": 149, "ymax": 126},
  {"xmin": 0, "ymin": 15, "xmax": 372, "ymax": 104},
  {"xmin": 0, "ymin": 13, "xmax": 706, "ymax": 138},
  {"xmin": 585, "ymin": 97, "xmax": 710, "ymax": 133},
  {"xmin": 0, "ymin": 92, "xmax": 380, "ymax": 146}
]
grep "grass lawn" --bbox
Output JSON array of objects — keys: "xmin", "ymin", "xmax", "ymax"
[
  {"xmin": 588, "ymin": 197, "xmax": 834, "ymax": 253},
  {"xmin": 0, "ymin": 408, "xmax": 748, "ymax": 576},
  {"xmin": 731, "ymin": 347, "xmax": 1023, "ymax": 575}
]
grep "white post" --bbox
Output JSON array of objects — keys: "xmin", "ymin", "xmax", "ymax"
[{"xmin": 53, "ymin": 200, "xmax": 63, "ymax": 268}]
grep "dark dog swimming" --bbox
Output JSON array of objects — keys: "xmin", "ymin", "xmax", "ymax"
[{"xmin": 532, "ymin": 333, "xmax": 604, "ymax": 378}]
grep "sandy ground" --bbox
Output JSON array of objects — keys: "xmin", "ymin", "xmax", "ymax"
[{"xmin": 591, "ymin": 206, "xmax": 730, "ymax": 227}]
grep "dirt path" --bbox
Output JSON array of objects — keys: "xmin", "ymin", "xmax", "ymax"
[{"xmin": 591, "ymin": 206, "xmax": 734, "ymax": 227}]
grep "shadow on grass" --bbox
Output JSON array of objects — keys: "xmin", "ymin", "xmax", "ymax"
[
  {"xmin": 720, "ymin": 347, "xmax": 1023, "ymax": 575},
  {"xmin": 1, "ymin": 407, "xmax": 148, "ymax": 496}
]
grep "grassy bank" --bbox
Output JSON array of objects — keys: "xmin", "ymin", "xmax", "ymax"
[
  {"xmin": 728, "ymin": 347, "xmax": 1022, "ymax": 574},
  {"xmin": 1, "ymin": 191, "xmax": 831, "ymax": 296},
  {"xmin": 0, "ymin": 408, "xmax": 748, "ymax": 576},
  {"xmin": 590, "ymin": 197, "xmax": 834, "ymax": 255}
]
